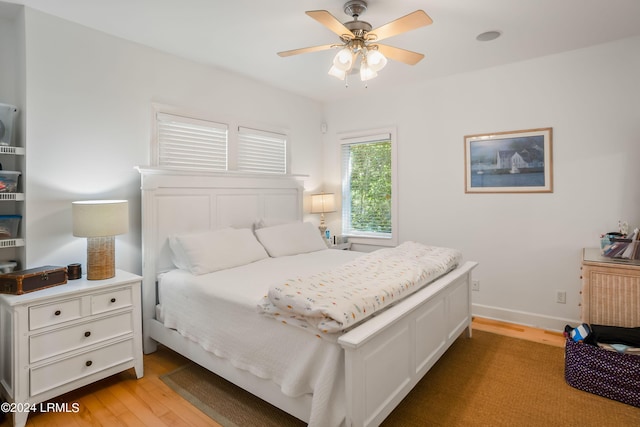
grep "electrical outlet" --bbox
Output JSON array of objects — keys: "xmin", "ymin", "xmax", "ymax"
[
  {"xmin": 556, "ymin": 290, "xmax": 566, "ymax": 304},
  {"xmin": 472, "ymin": 280, "xmax": 480, "ymax": 292}
]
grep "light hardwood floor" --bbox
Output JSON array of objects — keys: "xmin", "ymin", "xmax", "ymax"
[
  {"xmin": 472, "ymin": 316, "xmax": 565, "ymax": 347},
  {"xmin": 1, "ymin": 318, "xmax": 565, "ymax": 427}
]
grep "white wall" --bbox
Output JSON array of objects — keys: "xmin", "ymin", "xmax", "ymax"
[
  {"xmin": 322, "ymin": 36, "xmax": 640, "ymax": 330},
  {"xmin": 18, "ymin": 8, "xmax": 324, "ymax": 275}
]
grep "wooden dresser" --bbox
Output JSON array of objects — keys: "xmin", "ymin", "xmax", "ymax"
[{"xmin": 581, "ymin": 248, "xmax": 640, "ymax": 327}]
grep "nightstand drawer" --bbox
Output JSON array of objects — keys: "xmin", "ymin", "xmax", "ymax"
[
  {"xmin": 29, "ymin": 298, "xmax": 82, "ymax": 331},
  {"xmin": 91, "ymin": 287, "xmax": 132, "ymax": 314},
  {"xmin": 30, "ymin": 338, "xmax": 134, "ymax": 397},
  {"xmin": 30, "ymin": 312, "xmax": 133, "ymax": 363}
]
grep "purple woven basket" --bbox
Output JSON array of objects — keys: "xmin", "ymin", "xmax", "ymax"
[{"xmin": 565, "ymin": 338, "xmax": 640, "ymax": 407}]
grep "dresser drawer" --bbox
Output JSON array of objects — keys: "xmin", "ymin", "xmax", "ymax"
[
  {"xmin": 30, "ymin": 312, "xmax": 134, "ymax": 363},
  {"xmin": 29, "ymin": 298, "xmax": 82, "ymax": 331},
  {"xmin": 91, "ymin": 287, "xmax": 132, "ymax": 314},
  {"xmin": 30, "ymin": 338, "xmax": 134, "ymax": 397}
]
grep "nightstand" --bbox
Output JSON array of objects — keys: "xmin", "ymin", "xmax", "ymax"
[
  {"xmin": 0, "ymin": 269, "xmax": 143, "ymax": 427},
  {"xmin": 330, "ymin": 242, "xmax": 352, "ymax": 250}
]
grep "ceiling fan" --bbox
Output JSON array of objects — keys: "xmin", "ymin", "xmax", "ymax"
[{"xmin": 278, "ymin": 0, "xmax": 433, "ymax": 83}]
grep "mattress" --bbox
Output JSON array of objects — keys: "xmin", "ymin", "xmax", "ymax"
[{"xmin": 157, "ymin": 248, "xmax": 363, "ymax": 426}]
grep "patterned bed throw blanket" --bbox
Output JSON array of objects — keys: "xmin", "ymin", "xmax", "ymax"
[{"xmin": 258, "ymin": 242, "xmax": 462, "ymax": 335}]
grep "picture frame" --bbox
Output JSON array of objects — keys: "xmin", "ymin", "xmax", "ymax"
[{"xmin": 464, "ymin": 127, "xmax": 553, "ymax": 193}]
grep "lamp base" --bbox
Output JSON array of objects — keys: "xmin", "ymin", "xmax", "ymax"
[
  {"xmin": 86, "ymin": 236, "xmax": 115, "ymax": 280},
  {"xmin": 318, "ymin": 213, "xmax": 327, "ymax": 236}
]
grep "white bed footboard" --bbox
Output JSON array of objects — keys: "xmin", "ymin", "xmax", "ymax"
[{"xmin": 339, "ymin": 261, "xmax": 477, "ymax": 427}]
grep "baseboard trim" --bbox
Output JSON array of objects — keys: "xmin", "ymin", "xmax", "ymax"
[{"xmin": 472, "ymin": 303, "xmax": 580, "ymax": 332}]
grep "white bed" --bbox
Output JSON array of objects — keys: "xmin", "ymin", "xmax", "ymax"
[{"xmin": 137, "ymin": 167, "xmax": 478, "ymax": 427}]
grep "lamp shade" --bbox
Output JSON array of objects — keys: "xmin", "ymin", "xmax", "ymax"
[
  {"xmin": 72, "ymin": 200, "xmax": 129, "ymax": 237},
  {"xmin": 310, "ymin": 193, "xmax": 336, "ymax": 214}
]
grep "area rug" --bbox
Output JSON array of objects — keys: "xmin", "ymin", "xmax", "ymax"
[{"xmin": 160, "ymin": 330, "xmax": 640, "ymax": 426}]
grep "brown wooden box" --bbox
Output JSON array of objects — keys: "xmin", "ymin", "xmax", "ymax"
[{"xmin": 0, "ymin": 265, "xmax": 68, "ymax": 295}]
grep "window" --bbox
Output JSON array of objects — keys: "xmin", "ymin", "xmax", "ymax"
[
  {"xmin": 155, "ymin": 112, "xmax": 228, "ymax": 171},
  {"xmin": 237, "ymin": 127, "xmax": 287, "ymax": 174},
  {"xmin": 340, "ymin": 128, "xmax": 397, "ymax": 246},
  {"xmin": 152, "ymin": 106, "xmax": 288, "ymax": 174}
]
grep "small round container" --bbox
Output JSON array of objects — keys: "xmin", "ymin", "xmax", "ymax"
[{"xmin": 67, "ymin": 263, "xmax": 82, "ymax": 280}]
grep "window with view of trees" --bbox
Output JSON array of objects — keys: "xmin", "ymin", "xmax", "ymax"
[{"xmin": 340, "ymin": 129, "xmax": 397, "ymax": 245}]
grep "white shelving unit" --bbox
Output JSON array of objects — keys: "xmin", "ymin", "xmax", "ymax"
[{"xmin": 0, "ymin": 105, "xmax": 25, "ymax": 266}]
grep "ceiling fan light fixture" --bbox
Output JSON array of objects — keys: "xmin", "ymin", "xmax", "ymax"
[
  {"xmin": 359, "ymin": 60, "xmax": 377, "ymax": 81},
  {"xmin": 333, "ymin": 47, "xmax": 354, "ymax": 71},
  {"xmin": 366, "ymin": 48, "xmax": 387, "ymax": 72},
  {"xmin": 279, "ymin": 2, "xmax": 433, "ymax": 87},
  {"xmin": 328, "ymin": 65, "xmax": 347, "ymax": 80}
]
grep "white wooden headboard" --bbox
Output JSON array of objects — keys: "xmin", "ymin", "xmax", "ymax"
[{"xmin": 136, "ymin": 167, "xmax": 305, "ymax": 326}]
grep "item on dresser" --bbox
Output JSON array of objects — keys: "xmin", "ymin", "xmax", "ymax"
[
  {"xmin": 67, "ymin": 262, "xmax": 82, "ymax": 279},
  {"xmin": 0, "ymin": 265, "xmax": 67, "ymax": 295},
  {"xmin": 601, "ymin": 228, "xmax": 640, "ymax": 259}
]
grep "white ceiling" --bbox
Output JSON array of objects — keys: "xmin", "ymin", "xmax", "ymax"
[{"xmin": 4, "ymin": 0, "xmax": 640, "ymax": 103}]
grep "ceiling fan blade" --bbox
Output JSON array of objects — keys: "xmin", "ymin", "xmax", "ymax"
[
  {"xmin": 306, "ymin": 10, "xmax": 354, "ymax": 40},
  {"xmin": 368, "ymin": 10, "xmax": 433, "ymax": 42},
  {"xmin": 375, "ymin": 44, "xmax": 425, "ymax": 65},
  {"xmin": 277, "ymin": 44, "xmax": 337, "ymax": 57}
]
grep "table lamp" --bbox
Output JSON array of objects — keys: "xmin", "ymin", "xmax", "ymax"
[
  {"xmin": 310, "ymin": 193, "xmax": 336, "ymax": 236},
  {"xmin": 72, "ymin": 200, "xmax": 128, "ymax": 280}
]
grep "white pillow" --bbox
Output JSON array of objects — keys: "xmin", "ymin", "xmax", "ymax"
[
  {"xmin": 255, "ymin": 221, "xmax": 328, "ymax": 257},
  {"xmin": 253, "ymin": 218, "xmax": 294, "ymax": 230},
  {"xmin": 169, "ymin": 228, "xmax": 268, "ymax": 275}
]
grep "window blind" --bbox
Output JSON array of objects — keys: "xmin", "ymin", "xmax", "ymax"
[
  {"xmin": 237, "ymin": 127, "xmax": 287, "ymax": 174},
  {"xmin": 156, "ymin": 112, "xmax": 228, "ymax": 171}
]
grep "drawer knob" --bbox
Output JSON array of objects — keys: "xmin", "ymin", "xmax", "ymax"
[
  {"xmin": 84, "ymin": 331, "xmax": 91, "ymax": 338},
  {"xmin": 54, "ymin": 310, "xmax": 61, "ymax": 316},
  {"xmin": 85, "ymin": 360, "xmax": 92, "ymax": 367},
  {"xmin": 110, "ymin": 298, "xmax": 116, "ymax": 303}
]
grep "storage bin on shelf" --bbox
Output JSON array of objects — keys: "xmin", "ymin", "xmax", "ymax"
[
  {"xmin": 0, "ymin": 214, "xmax": 21, "ymax": 239},
  {"xmin": 0, "ymin": 261, "xmax": 16, "ymax": 273},
  {"xmin": 0, "ymin": 170, "xmax": 20, "ymax": 193},
  {"xmin": 0, "ymin": 103, "xmax": 18, "ymax": 146}
]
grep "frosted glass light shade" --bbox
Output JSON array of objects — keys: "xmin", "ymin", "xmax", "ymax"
[
  {"xmin": 333, "ymin": 47, "xmax": 354, "ymax": 71},
  {"xmin": 72, "ymin": 200, "xmax": 129, "ymax": 237},
  {"xmin": 310, "ymin": 193, "xmax": 336, "ymax": 214},
  {"xmin": 360, "ymin": 61, "xmax": 377, "ymax": 81},
  {"xmin": 367, "ymin": 49, "xmax": 387, "ymax": 72},
  {"xmin": 328, "ymin": 65, "xmax": 347, "ymax": 80}
]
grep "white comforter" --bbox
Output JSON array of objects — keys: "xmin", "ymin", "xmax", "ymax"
[
  {"xmin": 259, "ymin": 242, "xmax": 462, "ymax": 334},
  {"xmin": 157, "ymin": 249, "xmax": 362, "ymax": 427}
]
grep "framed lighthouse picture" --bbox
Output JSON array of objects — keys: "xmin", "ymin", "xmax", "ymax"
[{"xmin": 464, "ymin": 127, "xmax": 553, "ymax": 193}]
